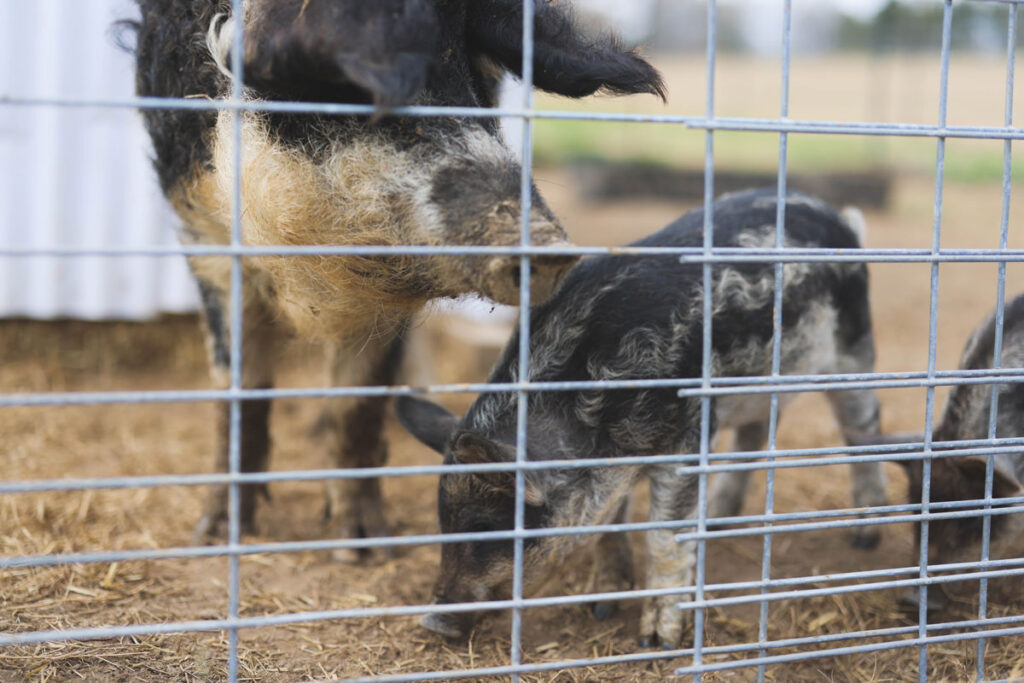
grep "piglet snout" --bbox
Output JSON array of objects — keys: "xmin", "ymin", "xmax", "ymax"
[
  {"xmin": 419, "ymin": 610, "xmax": 477, "ymax": 640},
  {"xmin": 898, "ymin": 585, "xmax": 948, "ymax": 613}
]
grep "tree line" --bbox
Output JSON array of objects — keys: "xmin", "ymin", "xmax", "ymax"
[{"xmin": 837, "ymin": 1, "xmax": 1022, "ymax": 52}]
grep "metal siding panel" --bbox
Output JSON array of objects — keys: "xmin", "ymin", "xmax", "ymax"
[{"xmin": 0, "ymin": 0, "xmax": 199, "ymax": 320}]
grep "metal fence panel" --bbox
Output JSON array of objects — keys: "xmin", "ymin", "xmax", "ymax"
[{"xmin": 2, "ymin": 1, "xmax": 1023, "ymax": 681}]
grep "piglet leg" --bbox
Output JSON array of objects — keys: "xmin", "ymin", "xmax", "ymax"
[
  {"xmin": 829, "ymin": 387, "xmax": 887, "ymax": 550},
  {"xmin": 639, "ymin": 465, "xmax": 699, "ymax": 649},
  {"xmin": 588, "ymin": 500, "xmax": 635, "ymax": 621},
  {"xmin": 708, "ymin": 421, "xmax": 768, "ymax": 520}
]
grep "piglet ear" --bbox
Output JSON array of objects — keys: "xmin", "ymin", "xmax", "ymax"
[
  {"xmin": 451, "ymin": 432, "xmax": 545, "ymax": 505},
  {"xmin": 218, "ymin": 0, "xmax": 440, "ymax": 108},
  {"xmin": 467, "ymin": 0, "xmax": 666, "ymax": 101},
  {"xmin": 395, "ymin": 396, "xmax": 459, "ymax": 455},
  {"xmin": 956, "ymin": 456, "xmax": 1023, "ymax": 499},
  {"xmin": 452, "ymin": 431, "xmax": 516, "ymax": 465}
]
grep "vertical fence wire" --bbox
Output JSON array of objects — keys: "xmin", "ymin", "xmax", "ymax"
[
  {"xmin": 757, "ymin": 3, "xmax": 793, "ymax": 681},
  {"xmin": 511, "ymin": 0, "xmax": 536, "ymax": 679},
  {"xmin": 690, "ymin": 1, "xmax": 718, "ymax": 678},
  {"xmin": 227, "ymin": 2, "xmax": 246, "ymax": 681},
  {"xmin": 977, "ymin": 5, "xmax": 1018, "ymax": 679},
  {"xmin": 918, "ymin": 2, "xmax": 956, "ymax": 679}
]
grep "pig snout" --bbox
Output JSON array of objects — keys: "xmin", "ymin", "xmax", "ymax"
[
  {"xmin": 898, "ymin": 585, "xmax": 948, "ymax": 613},
  {"xmin": 419, "ymin": 608, "xmax": 480, "ymax": 640},
  {"xmin": 483, "ymin": 249, "xmax": 578, "ymax": 306},
  {"xmin": 419, "ymin": 574, "xmax": 493, "ymax": 640}
]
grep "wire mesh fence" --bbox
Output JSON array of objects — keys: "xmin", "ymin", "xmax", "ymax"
[{"xmin": 2, "ymin": 0, "xmax": 1024, "ymax": 681}]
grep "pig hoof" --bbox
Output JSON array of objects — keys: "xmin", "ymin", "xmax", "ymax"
[
  {"xmin": 592, "ymin": 602, "xmax": 616, "ymax": 622},
  {"xmin": 639, "ymin": 596, "xmax": 684, "ymax": 651},
  {"xmin": 193, "ymin": 511, "xmax": 225, "ymax": 544},
  {"xmin": 849, "ymin": 528, "xmax": 881, "ymax": 550},
  {"xmin": 638, "ymin": 636, "xmax": 654, "ymax": 649},
  {"xmin": 193, "ymin": 509, "xmax": 256, "ymax": 544},
  {"xmin": 330, "ymin": 534, "xmax": 394, "ymax": 565},
  {"xmin": 325, "ymin": 482, "xmax": 394, "ymax": 564},
  {"xmin": 329, "ymin": 519, "xmax": 395, "ymax": 565}
]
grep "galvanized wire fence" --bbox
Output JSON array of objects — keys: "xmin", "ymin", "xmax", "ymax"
[{"xmin": 2, "ymin": 0, "xmax": 1024, "ymax": 681}]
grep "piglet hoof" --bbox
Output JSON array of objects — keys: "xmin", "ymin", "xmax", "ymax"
[
  {"xmin": 848, "ymin": 527, "xmax": 881, "ymax": 551},
  {"xmin": 638, "ymin": 596, "xmax": 686, "ymax": 650},
  {"xmin": 592, "ymin": 601, "xmax": 616, "ymax": 622},
  {"xmin": 586, "ymin": 545, "xmax": 634, "ymax": 624},
  {"xmin": 587, "ymin": 575, "xmax": 632, "ymax": 624}
]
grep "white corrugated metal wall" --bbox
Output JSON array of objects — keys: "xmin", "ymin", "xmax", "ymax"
[{"xmin": 0, "ymin": 0, "xmax": 199, "ymax": 320}]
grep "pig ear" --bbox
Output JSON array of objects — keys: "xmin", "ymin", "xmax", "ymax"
[
  {"xmin": 955, "ymin": 457, "xmax": 1023, "ymax": 499},
  {"xmin": 394, "ymin": 396, "xmax": 459, "ymax": 455},
  {"xmin": 467, "ymin": 0, "xmax": 666, "ymax": 101},
  {"xmin": 221, "ymin": 0, "xmax": 440, "ymax": 108},
  {"xmin": 451, "ymin": 432, "xmax": 546, "ymax": 506}
]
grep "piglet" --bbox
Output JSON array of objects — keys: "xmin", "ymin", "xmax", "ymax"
[
  {"xmin": 398, "ymin": 189, "xmax": 888, "ymax": 648},
  {"xmin": 859, "ymin": 293, "xmax": 1024, "ymax": 611}
]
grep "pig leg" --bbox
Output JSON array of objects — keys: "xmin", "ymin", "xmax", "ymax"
[
  {"xmin": 639, "ymin": 464, "xmax": 699, "ymax": 649},
  {"xmin": 589, "ymin": 498, "xmax": 635, "ymax": 621},
  {"xmin": 318, "ymin": 331, "xmax": 407, "ymax": 564},
  {"xmin": 708, "ymin": 421, "xmax": 768, "ymax": 519},
  {"xmin": 193, "ymin": 279, "xmax": 287, "ymax": 542},
  {"xmin": 828, "ymin": 387, "xmax": 887, "ymax": 550}
]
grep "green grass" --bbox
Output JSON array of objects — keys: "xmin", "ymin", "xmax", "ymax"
[{"xmin": 531, "ymin": 118, "xmax": 1024, "ymax": 183}]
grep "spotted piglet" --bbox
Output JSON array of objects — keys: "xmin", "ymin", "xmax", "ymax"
[
  {"xmin": 862, "ymin": 293, "xmax": 1024, "ymax": 611},
  {"xmin": 397, "ymin": 189, "xmax": 888, "ymax": 648}
]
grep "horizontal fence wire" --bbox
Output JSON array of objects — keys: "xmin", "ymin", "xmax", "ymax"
[
  {"xmin": 4, "ymin": 92, "xmax": 1024, "ymax": 138},
  {"xmin": 3, "ymin": 0, "xmax": 1024, "ymax": 681},
  {"xmin": 5, "ymin": 558, "xmax": 1024, "ymax": 647},
  {"xmin": 3, "ymin": 434, "xmax": 1024, "ymax": 493},
  {"xmin": 4, "ymin": 500, "xmax": 1024, "ymax": 571},
  {"xmin": 5, "ymin": 367, "xmax": 1024, "ymax": 407},
  {"xmin": 8, "ymin": 245, "xmax": 1024, "ymax": 262}
]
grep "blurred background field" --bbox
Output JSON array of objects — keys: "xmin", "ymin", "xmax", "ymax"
[{"xmin": 532, "ymin": 54, "xmax": 1024, "ymax": 183}]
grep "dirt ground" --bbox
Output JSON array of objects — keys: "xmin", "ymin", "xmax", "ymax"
[{"xmin": 2, "ymin": 167, "xmax": 1024, "ymax": 682}]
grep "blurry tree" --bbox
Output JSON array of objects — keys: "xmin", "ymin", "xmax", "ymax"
[{"xmin": 838, "ymin": 1, "xmax": 1021, "ymax": 53}]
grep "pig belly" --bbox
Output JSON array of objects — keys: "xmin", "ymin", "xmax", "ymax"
[{"xmin": 714, "ymin": 393, "xmax": 797, "ymax": 432}]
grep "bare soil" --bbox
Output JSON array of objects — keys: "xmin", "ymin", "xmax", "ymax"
[{"xmin": 2, "ymin": 170, "xmax": 1024, "ymax": 682}]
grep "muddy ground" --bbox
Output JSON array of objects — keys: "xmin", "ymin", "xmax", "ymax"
[{"xmin": 2, "ymin": 171, "xmax": 1024, "ymax": 682}]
